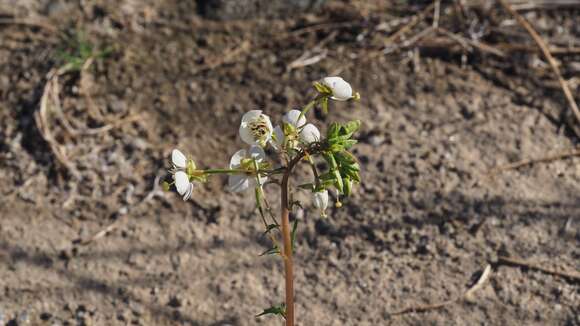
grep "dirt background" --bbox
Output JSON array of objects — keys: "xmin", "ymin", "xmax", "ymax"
[{"xmin": 0, "ymin": 0, "xmax": 579, "ymax": 325}]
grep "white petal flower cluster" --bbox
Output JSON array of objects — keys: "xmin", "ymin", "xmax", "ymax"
[
  {"xmin": 313, "ymin": 190, "xmax": 329, "ymax": 217},
  {"xmin": 168, "ymin": 76, "xmax": 358, "ymax": 219},
  {"xmin": 273, "ymin": 110, "xmax": 321, "ymax": 150}
]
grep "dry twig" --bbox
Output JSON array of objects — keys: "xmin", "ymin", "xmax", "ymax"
[
  {"xmin": 0, "ymin": 17, "xmax": 57, "ymax": 32},
  {"xmin": 384, "ymin": 3, "xmax": 435, "ymax": 46},
  {"xmin": 195, "ymin": 40, "xmax": 251, "ymax": 73},
  {"xmin": 287, "ymin": 31, "xmax": 337, "ymax": 70},
  {"xmin": 488, "ymin": 147, "xmax": 580, "ymax": 175},
  {"xmin": 498, "ymin": 0, "xmax": 580, "ymax": 136},
  {"xmin": 497, "ymin": 256, "xmax": 580, "ymax": 282},
  {"xmin": 35, "ymin": 69, "xmax": 81, "ymax": 178}
]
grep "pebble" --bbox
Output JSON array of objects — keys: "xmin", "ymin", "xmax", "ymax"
[{"xmin": 19, "ymin": 310, "xmax": 30, "ymax": 324}]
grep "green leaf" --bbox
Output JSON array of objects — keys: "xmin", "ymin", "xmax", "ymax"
[
  {"xmin": 290, "ymin": 200, "xmax": 303, "ymax": 210},
  {"xmin": 256, "ymin": 304, "xmax": 286, "ymax": 318},
  {"xmin": 259, "ymin": 246, "xmax": 280, "ymax": 256},
  {"xmin": 342, "ymin": 139, "xmax": 357, "ymax": 149},
  {"xmin": 344, "ymin": 169, "xmax": 361, "ymax": 183},
  {"xmin": 323, "ymin": 153, "xmax": 337, "ymax": 170},
  {"xmin": 297, "ymin": 183, "xmax": 315, "ymax": 191},
  {"xmin": 291, "ymin": 219, "xmax": 299, "ymax": 253},
  {"xmin": 313, "ymin": 81, "xmax": 332, "ymax": 95},
  {"xmin": 344, "ymin": 120, "xmax": 361, "ymax": 134},
  {"xmin": 327, "ymin": 122, "xmax": 340, "ymax": 139},
  {"xmin": 328, "ymin": 143, "xmax": 344, "ymax": 152},
  {"xmin": 334, "ymin": 151, "xmax": 356, "ymax": 165}
]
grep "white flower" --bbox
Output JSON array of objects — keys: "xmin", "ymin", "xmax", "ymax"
[
  {"xmin": 313, "ymin": 190, "xmax": 329, "ymax": 217},
  {"xmin": 299, "ymin": 123, "xmax": 320, "ymax": 144},
  {"xmin": 274, "ymin": 110, "xmax": 321, "ymax": 149},
  {"xmin": 174, "ymin": 171, "xmax": 194, "ymax": 201},
  {"xmin": 170, "ymin": 149, "xmax": 194, "ymax": 200},
  {"xmin": 322, "ymin": 76, "xmax": 353, "ymax": 101},
  {"xmin": 239, "ymin": 110, "xmax": 274, "ymax": 147},
  {"xmin": 228, "ymin": 145, "xmax": 268, "ymax": 192}
]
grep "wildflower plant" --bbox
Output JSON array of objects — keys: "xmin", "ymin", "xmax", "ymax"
[{"xmin": 163, "ymin": 76, "xmax": 361, "ymax": 325}]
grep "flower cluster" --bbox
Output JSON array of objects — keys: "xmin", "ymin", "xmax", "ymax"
[
  {"xmin": 165, "ymin": 76, "xmax": 360, "ymax": 217},
  {"xmin": 163, "ymin": 76, "xmax": 361, "ymax": 322}
]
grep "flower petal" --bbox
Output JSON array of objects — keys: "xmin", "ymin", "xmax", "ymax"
[
  {"xmin": 248, "ymin": 145, "xmax": 266, "ymax": 162},
  {"xmin": 228, "ymin": 174, "xmax": 250, "ymax": 192},
  {"xmin": 283, "ymin": 109, "xmax": 306, "ymax": 127},
  {"xmin": 272, "ymin": 125, "xmax": 285, "ymax": 149},
  {"xmin": 257, "ymin": 175, "xmax": 268, "ymax": 186},
  {"xmin": 239, "ymin": 124, "xmax": 256, "ymax": 146},
  {"xmin": 313, "ymin": 190, "xmax": 329, "ymax": 216},
  {"xmin": 299, "ymin": 123, "xmax": 321, "ymax": 144},
  {"xmin": 174, "ymin": 171, "xmax": 190, "ymax": 195},
  {"xmin": 182, "ymin": 183, "xmax": 194, "ymax": 201},
  {"xmin": 241, "ymin": 110, "xmax": 263, "ymax": 123},
  {"xmin": 229, "ymin": 149, "xmax": 247, "ymax": 169},
  {"xmin": 172, "ymin": 149, "xmax": 187, "ymax": 169},
  {"xmin": 322, "ymin": 76, "xmax": 353, "ymax": 101}
]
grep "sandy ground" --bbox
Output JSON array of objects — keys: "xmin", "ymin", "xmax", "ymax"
[{"xmin": 0, "ymin": 1, "xmax": 579, "ymax": 325}]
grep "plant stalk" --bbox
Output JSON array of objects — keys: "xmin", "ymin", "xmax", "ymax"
[{"xmin": 280, "ymin": 153, "xmax": 304, "ymax": 326}]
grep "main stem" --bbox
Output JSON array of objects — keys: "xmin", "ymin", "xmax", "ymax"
[
  {"xmin": 280, "ymin": 180, "xmax": 294, "ymax": 326},
  {"xmin": 280, "ymin": 153, "xmax": 304, "ymax": 326}
]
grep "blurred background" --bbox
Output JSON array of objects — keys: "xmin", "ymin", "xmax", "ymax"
[{"xmin": 0, "ymin": 0, "xmax": 579, "ymax": 325}]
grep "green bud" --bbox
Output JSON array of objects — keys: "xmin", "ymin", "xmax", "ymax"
[
  {"xmin": 333, "ymin": 169, "xmax": 343, "ymax": 193},
  {"xmin": 343, "ymin": 177, "xmax": 352, "ymax": 196},
  {"xmin": 161, "ymin": 181, "xmax": 171, "ymax": 192}
]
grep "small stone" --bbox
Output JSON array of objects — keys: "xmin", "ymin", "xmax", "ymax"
[
  {"xmin": 19, "ymin": 310, "xmax": 30, "ymax": 324},
  {"xmin": 369, "ymin": 134, "xmax": 385, "ymax": 146},
  {"xmin": 167, "ymin": 296, "xmax": 182, "ymax": 308}
]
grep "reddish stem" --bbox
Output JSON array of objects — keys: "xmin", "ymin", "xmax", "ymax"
[{"xmin": 280, "ymin": 153, "xmax": 304, "ymax": 326}]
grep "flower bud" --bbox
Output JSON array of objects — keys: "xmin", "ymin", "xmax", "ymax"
[
  {"xmin": 313, "ymin": 190, "xmax": 329, "ymax": 217},
  {"xmin": 322, "ymin": 76, "xmax": 353, "ymax": 101}
]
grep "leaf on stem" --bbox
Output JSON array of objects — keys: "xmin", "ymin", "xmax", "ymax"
[
  {"xmin": 264, "ymin": 224, "xmax": 279, "ymax": 234},
  {"xmin": 256, "ymin": 304, "xmax": 286, "ymax": 319},
  {"xmin": 259, "ymin": 246, "xmax": 280, "ymax": 256}
]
